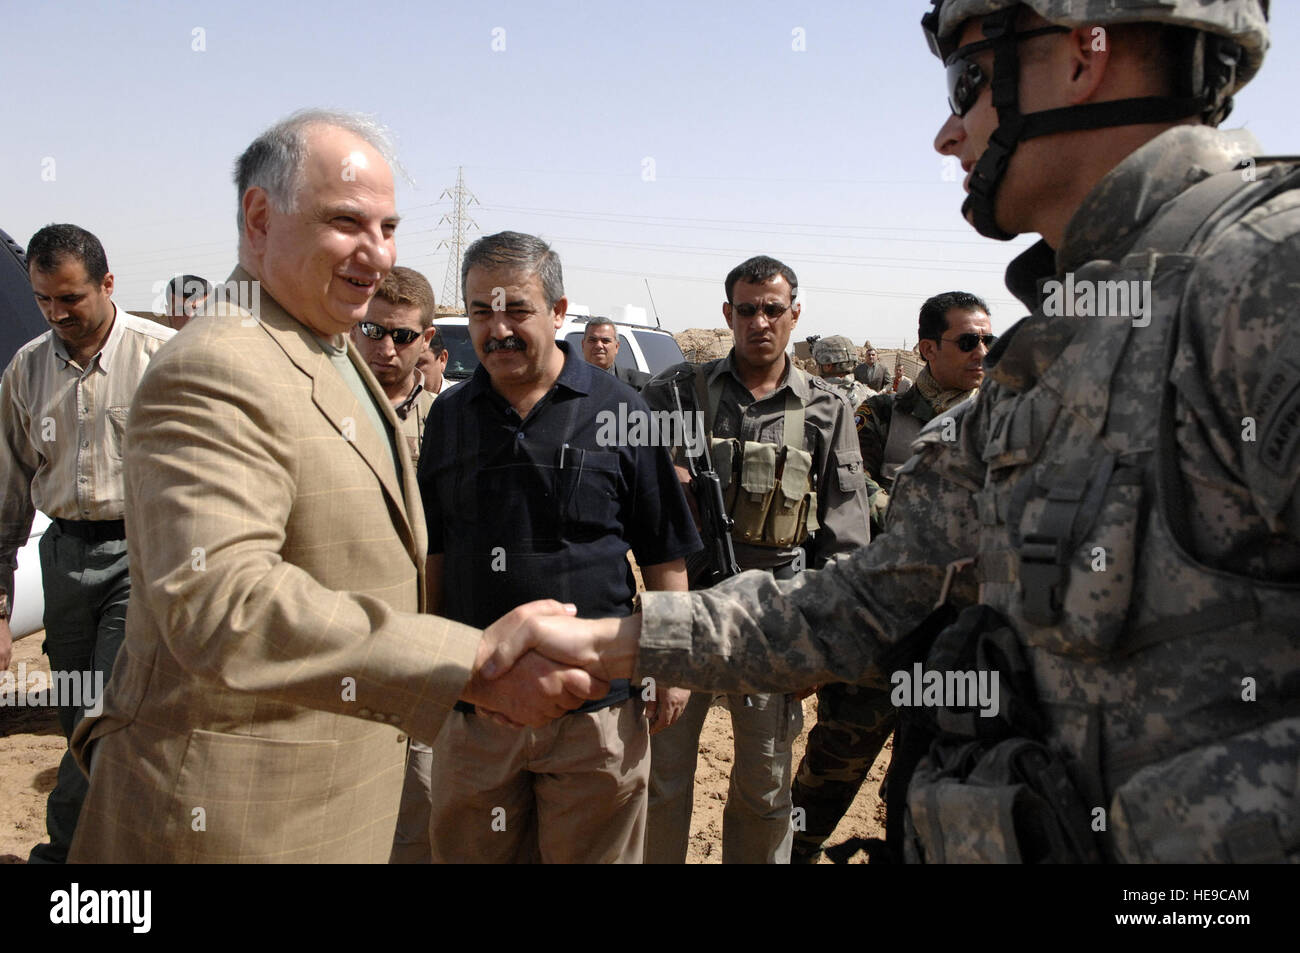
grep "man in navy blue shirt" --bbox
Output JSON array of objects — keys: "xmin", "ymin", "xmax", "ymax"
[{"xmin": 412, "ymin": 232, "xmax": 700, "ymax": 863}]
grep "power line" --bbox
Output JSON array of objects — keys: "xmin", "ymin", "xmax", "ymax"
[{"xmin": 436, "ymin": 167, "xmax": 479, "ymax": 311}]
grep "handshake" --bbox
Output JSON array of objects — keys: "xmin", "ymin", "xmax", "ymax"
[{"xmin": 459, "ymin": 600, "xmax": 642, "ymax": 728}]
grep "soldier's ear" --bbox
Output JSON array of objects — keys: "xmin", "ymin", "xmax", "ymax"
[
  {"xmin": 918, "ymin": 338, "xmax": 938, "ymax": 364},
  {"xmin": 723, "ymin": 302, "xmax": 734, "ymax": 330}
]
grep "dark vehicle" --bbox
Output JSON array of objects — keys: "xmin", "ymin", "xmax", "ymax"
[
  {"xmin": 0, "ymin": 227, "xmax": 54, "ymax": 638},
  {"xmin": 1, "ymin": 228, "xmax": 49, "ymax": 369}
]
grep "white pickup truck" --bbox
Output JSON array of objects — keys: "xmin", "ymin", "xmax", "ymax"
[{"xmin": 436, "ymin": 306, "xmax": 685, "ymax": 384}]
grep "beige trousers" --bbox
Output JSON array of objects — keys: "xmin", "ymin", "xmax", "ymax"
[
  {"xmin": 424, "ymin": 701, "xmax": 649, "ymax": 864},
  {"xmin": 646, "ymin": 691, "xmax": 803, "ymax": 864}
]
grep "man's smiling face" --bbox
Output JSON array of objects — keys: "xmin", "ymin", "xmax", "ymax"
[{"xmin": 253, "ymin": 124, "xmax": 399, "ymax": 337}]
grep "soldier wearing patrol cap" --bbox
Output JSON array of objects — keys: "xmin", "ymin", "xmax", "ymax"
[{"xmin": 494, "ymin": 0, "xmax": 1300, "ymax": 864}]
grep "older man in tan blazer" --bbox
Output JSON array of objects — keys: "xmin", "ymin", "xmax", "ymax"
[{"xmin": 68, "ymin": 110, "xmax": 602, "ymax": 863}]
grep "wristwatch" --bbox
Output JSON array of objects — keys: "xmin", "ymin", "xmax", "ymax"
[{"xmin": 0, "ymin": 591, "xmax": 9, "ymax": 621}]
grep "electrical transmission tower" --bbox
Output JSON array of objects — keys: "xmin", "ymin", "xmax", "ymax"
[{"xmin": 437, "ymin": 167, "xmax": 479, "ymax": 313}]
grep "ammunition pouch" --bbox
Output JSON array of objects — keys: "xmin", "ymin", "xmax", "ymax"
[
  {"xmin": 694, "ymin": 368, "xmax": 818, "ymax": 550},
  {"xmin": 896, "ymin": 605, "xmax": 1102, "ymax": 864},
  {"xmin": 714, "ymin": 438, "xmax": 818, "ymax": 548}
]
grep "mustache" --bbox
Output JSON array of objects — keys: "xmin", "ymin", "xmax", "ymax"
[{"xmin": 484, "ymin": 336, "xmax": 527, "ymax": 354}]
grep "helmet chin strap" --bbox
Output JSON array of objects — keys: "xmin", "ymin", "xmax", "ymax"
[{"xmin": 963, "ymin": 10, "xmax": 1204, "ymax": 242}]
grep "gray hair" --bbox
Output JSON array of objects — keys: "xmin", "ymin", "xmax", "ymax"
[
  {"xmin": 461, "ymin": 231, "xmax": 564, "ymax": 310},
  {"xmin": 584, "ymin": 317, "xmax": 616, "ymax": 336},
  {"xmin": 233, "ymin": 108, "xmax": 401, "ymax": 234}
]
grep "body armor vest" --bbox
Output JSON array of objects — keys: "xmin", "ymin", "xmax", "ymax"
[{"xmin": 911, "ymin": 164, "xmax": 1300, "ymax": 863}]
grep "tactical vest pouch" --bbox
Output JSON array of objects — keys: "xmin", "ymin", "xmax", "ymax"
[
  {"xmin": 1008, "ymin": 454, "xmax": 1146, "ymax": 660},
  {"xmin": 765, "ymin": 446, "xmax": 816, "ymax": 547},
  {"xmin": 710, "ymin": 437, "xmax": 739, "ymax": 510},
  {"xmin": 899, "ymin": 605, "xmax": 1102, "ymax": 864},
  {"xmin": 731, "ymin": 441, "xmax": 777, "ymax": 544},
  {"xmin": 905, "ymin": 737, "xmax": 1097, "ymax": 863},
  {"xmin": 1108, "ymin": 715, "xmax": 1300, "ymax": 864}
]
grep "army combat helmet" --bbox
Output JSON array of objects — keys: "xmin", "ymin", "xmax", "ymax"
[
  {"xmin": 921, "ymin": 0, "xmax": 1271, "ymax": 240},
  {"xmin": 812, "ymin": 335, "xmax": 857, "ymax": 373}
]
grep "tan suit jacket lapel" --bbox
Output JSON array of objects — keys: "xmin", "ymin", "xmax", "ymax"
[{"xmin": 225, "ymin": 267, "xmax": 421, "ymax": 572}]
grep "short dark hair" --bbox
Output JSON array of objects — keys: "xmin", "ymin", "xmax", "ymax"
[
  {"xmin": 918, "ymin": 291, "xmax": 990, "ymax": 342},
  {"xmin": 167, "ymin": 274, "xmax": 213, "ymax": 303},
  {"xmin": 27, "ymin": 224, "xmax": 109, "ymax": 284},
  {"xmin": 374, "ymin": 266, "xmax": 436, "ymax": 328},
  {"xmin": 724, "ymin": 255, "xmax": 798, "ymax": 303},
  {"xmin": 461, "ymin": 231, "xmax": 564, "ymax": 309}
]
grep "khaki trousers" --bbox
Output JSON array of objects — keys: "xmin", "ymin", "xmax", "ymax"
[
  {"xmin": 646, "ymin": 691, "xmax": 803, "ymax": 864},
  {"xmin": 426, "ymin": 701, "xmax": 649, "ymax": 864}
]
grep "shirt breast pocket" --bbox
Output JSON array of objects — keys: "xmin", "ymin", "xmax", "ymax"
[
  {"xmin": 557, "ymin": 448, "xmax": 623, "ymax": 539},
  {"xmin": 106, "ymin": 406, "xmax": 130, "ymax": 461}
]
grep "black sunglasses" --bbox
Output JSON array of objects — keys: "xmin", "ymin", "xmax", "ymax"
[
  {"xmin": 357, "ymin": 321, "xmax": 422, "ymax": 345},
  {"xmin": 936, "ymin": 332, "xmax": 996, "ymax": 352},
  {"xmin": 731, "ymin": 302, "xmax": 793, "ymax": 320},
  {"xmin": 944, "ymin": 26, "xmax": 1070, "ymax": 117}
]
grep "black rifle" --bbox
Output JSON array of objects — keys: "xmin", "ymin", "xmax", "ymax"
[{"xmin": 671, "ymin": 380, "xmax": 741, "ymax": 584}]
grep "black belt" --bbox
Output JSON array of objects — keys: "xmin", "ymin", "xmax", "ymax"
[{"xmin": 54, "ymin": 518, "xmax": 126, "ymax": 542}]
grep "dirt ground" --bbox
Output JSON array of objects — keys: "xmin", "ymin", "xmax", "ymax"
[
  {"xmin": 0, "ymin": 634, "xmax": 64, "ymax": 864},
  {"xmin": 1, "ymin": 632, "xmax": 887, "ymax": 864}
]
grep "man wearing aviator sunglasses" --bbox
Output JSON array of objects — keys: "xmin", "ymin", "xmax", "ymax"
[{"xmin": 351, "ymin": 265, "xmax": 440, "ymax": 461}]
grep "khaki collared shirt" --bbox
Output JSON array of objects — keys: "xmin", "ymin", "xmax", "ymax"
[
  {"xmin": 644, "ymin": 350, "xmax": 872, "ymax": 572},
  {"xmin": 0, "ymin": 304, "xmax": 175, "ymax": 599}
]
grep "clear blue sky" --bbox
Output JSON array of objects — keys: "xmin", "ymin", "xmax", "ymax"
[{"xmin": 4, "ymin": 0, "xmax": 1296, "ymax": 347}]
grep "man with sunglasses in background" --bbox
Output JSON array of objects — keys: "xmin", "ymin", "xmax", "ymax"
[
  {"xmin": 787, "ymin": 291, "xmax": 989, "ymax": 864},
  {"xmin": 351, "ymin": 265, "xmax": 440, "ymax": 461},
  {"xmin": 640, "ymin": 255, "xmax": 871, "ymax": 864},
  {"xmin": 856, "ymin": 291, "xmax": 991, "ymax": 526}
]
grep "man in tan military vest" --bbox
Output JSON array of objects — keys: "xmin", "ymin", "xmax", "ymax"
[{"xmin": 641, "ymin": 255, "xmax": 871, "ymax": 864}]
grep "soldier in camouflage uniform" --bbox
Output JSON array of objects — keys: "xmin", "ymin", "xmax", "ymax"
[
  {"xmin": 496, "ymin": 0, "xmax": 1299, "ymax": 864},
  {"xmin": 791, "ymin": 293, "xmax": 991, "ymax": 863},
  {"xmin": 812, "ymin": 335, "xmax": 876, "ymax": 410}
]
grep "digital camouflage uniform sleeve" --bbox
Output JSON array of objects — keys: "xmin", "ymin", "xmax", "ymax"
[
  {"xmin": 1109, "ymin": 174, "xmax": 1300, "ymax": 862},
  {"xmin": 637, "ymin": 396, "xmax": 988, "ymax": 694},
  {"xmin": 1168, "ymin": 184, "xmax": 1300, "ymax": 568}
]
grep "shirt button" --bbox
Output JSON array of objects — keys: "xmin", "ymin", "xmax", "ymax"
[{"xmin": 82, "ymin": 441, "xmax": 90, "ymax": 449}]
